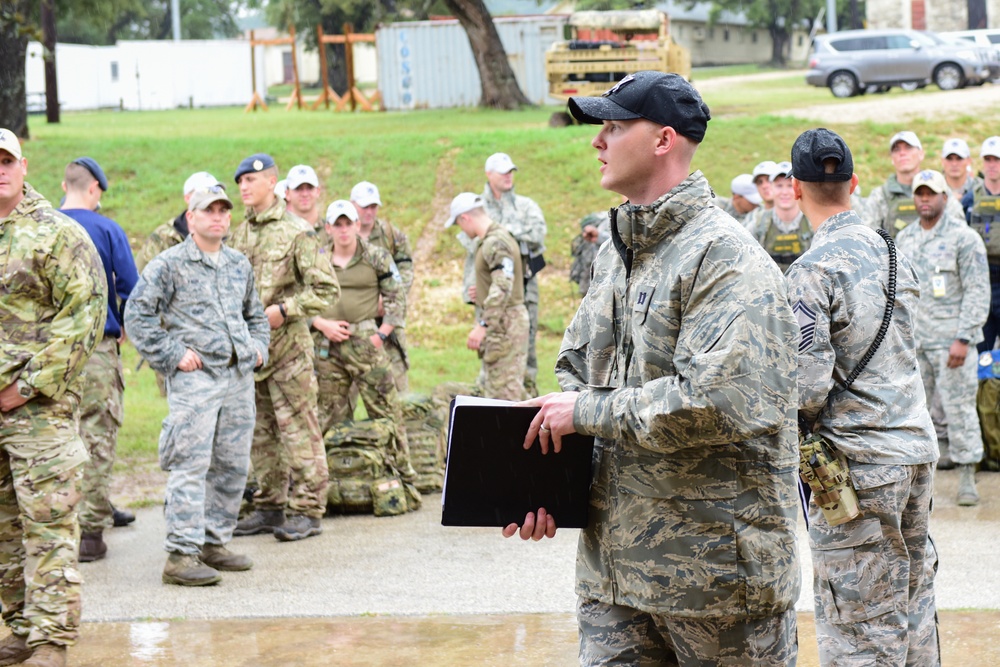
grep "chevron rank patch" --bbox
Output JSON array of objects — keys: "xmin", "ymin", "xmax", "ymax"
[{"xmin": 793, "ymin": 300, "xmax": 817, "ymax": 353}]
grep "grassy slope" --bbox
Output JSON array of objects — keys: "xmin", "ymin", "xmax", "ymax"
[{"xmin": 20, "ymin": 77, "xmax": 1000, "ymax": 467}]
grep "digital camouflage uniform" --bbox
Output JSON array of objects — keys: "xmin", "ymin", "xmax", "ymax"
[
  {"xmin": 714, "ymin": 195, "xmax": 756, "ymax": 228},
  {"xmin": 365, "ymin": 218, "xmax": 412, "ymax": 393},
  {"xmin": 865, "ymin": 174, "xmax": 964, "ymax": 239},
  {"xmin": 125, "ymin": 237, "xmax": 270, "ymax": 555},
  {"xmin": 787, "ymin": 209, "xmax": 940, "ymax": 666},
  {"xmin": 896, "ymin": 212, "xmax": 989, "ymax": 466},
  {"xmin": 556, "ymin": 173, "xmax": 801, "ymax": 665},
  {"xmin": 229, "ymin": 198, "xmax": 340, "ymax": 520},
  {"xmin": 569, "ymin": 211, "xmax": 611, "ymax": 296},
  {"xmin": 0, "ymin": 184, "xmax": 107, "ymax": 647},
  {"xmin": 61, "ymin": 206, "xmax": 139, "ymax": 538},
  {"xmin": 746, "ymin": 208, "xmax": 813, "ymax": 273},
  {"xmin": 480, "ymin": 184, "xmax": 546, "ymax": 390},
  {"xmin": 135, "ymin": 212, "xmax": 188, "ymax": 397},
  {"xmin": 476, "ymin": 222, "xmax": 529, "ymax": 402},
  {"xmin": 313, "ymin": 238, "xmax": 415, "ymax": 478}
]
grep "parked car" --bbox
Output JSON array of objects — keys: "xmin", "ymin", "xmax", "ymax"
[
  {"xmin": 941, "ymin": 29, "xmax": 1000, "ymax": 79},
  {"xmin": 806, "ymin": 28, "xmax": 993, "ymax": 97}
]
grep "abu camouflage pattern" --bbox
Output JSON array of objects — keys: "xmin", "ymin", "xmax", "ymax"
[
  {"xmin": 556, "ymin": 172, "xmax": 801, "ymax": 618},
  {"xmin": 864, "ymin": 174, "xmax": 964, "ymax": 239},
  {"xmin": 787, "ymin": 210, "xmax": 938, "ymax": 465},
  {"xmin": 0, "ymin": 185, "xmax": 108, "ymax": 400}
]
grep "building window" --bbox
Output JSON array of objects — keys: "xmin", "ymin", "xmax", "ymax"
[
  {"xmin": 724, "ymin": 28, "xmax": 730, "ymax": 41},
  {"xmin": 752, "ymin": 31, "xmax": 758, "ymax": 44},
  {"xmin": 111, "ymin": 62, "xmax": 119, "ymax": 82},
  {"xmin": 798, "ymin": 34, "xmax": 804, "ymax": 46}
]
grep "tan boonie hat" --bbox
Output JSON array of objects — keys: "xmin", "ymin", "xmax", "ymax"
[
  {"xmin": 911, "ymin": 169, "xmax": 948, "ymax": 195},
  {"xmin": 188, "ymin": 186, "xmax": 232, "ymax": 211},
  {"xmin": 0, "ymin": 128, "xmax": 22, "ymax": 160}
]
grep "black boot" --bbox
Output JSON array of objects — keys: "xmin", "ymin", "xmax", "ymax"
[{"xmin": 112, "ymin": 504, "xmax": 136, "ymax": 527}]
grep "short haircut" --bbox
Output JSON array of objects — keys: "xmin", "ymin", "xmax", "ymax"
[
  {"xmin": 64, "ymin": 162, "xmax": 96, "ymax": 193},
  {"xmin": 800, "ymin": 158, "xmax": 851, "ymax": 207}
]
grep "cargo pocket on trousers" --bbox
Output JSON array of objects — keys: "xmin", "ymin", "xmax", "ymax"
[
  {"xmin": 481, "ymin": 330, "xmax": 510, "ymax": 365},
  {"xmin": 158, "ymin": 418, "xmax": 180, "ymax": 471},
  {"xmin": 810, "ymin": 516, "xmax": 895, "ymax": 624}
]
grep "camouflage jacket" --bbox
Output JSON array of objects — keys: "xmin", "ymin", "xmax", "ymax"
[
  {"xmin": 135, "ymin": 212, "xmax": 187, "ymax": 273},
  {"xmin": 864, "ymin": 174, "xmax": 964, "ymax": 236},
  {"xmin": 125, "ymin": 236, "xmax": 270, "ymax": 378},
  {"xmin": 786, "ymin": 210, "xmax": 937, "ymax": 465},
  {"xmin": 714, "ymin": 196, "xmax": 756, "ymax": 228},
  {"xmin": 556, "ymin": 172, "xmax": 801, "ymax": 618},
  {"xmin": 0, "ymin": 184, "xmax": 107, "ymax": 400},
  {"xmin": 480, "ymin": 184, "xmax": 546, "ymax": 304},
  {"xmin": 895, "ymin": 213, "xmax": 989, "ymax": 348},
  {"xmin": 366, "ymin": 217, "xmax": 413, "ymax": 297},
  {"xmin": 228, "ymin": 198, "xmax": 340, "ymax": 379},
  {"xmin": 477, "ymin": 222, "xmax": 525, "ymax": 324}
]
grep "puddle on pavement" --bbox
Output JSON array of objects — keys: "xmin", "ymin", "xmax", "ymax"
[{"xmin": 59, "ymin": 611, "xmax": 1000, "ymax": 666}]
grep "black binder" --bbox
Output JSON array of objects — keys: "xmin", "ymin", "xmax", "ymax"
[{"xmin": 441, "ymin": 396, "xmax": 595, "ymax": 528}]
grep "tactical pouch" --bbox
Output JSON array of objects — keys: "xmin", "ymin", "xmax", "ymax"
[
  {"xmin": 370, "ymin": 476, "xmax": 408, "ymax": 516},
  {"xmin": 799, "ymin": 434, "xmax": 861, "ymax": 526}
]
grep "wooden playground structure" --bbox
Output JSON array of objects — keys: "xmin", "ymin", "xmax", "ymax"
[{"xmin": 245, "ymin": 23, "xmax": 381, "ymax": 113}]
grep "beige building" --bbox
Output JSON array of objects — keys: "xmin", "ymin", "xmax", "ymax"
[{"xmin": 867, "ymin": 0, "xmax": 1000, "ymax": 31}]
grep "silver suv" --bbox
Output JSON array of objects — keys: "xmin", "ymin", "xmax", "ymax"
[{"xmin": 806, "ymin": 29, "xmax": 992, "ymax": 97}]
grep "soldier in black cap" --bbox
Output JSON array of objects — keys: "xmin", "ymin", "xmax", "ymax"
[
  {"xmin": 504, "ymin": 72, "xmax": 802, "ymax": 666},
  {"xmin": 227, "ymin": 153, "xmax": 341, "ymax": 542}
]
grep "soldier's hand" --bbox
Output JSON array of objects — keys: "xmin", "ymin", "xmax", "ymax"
[
  {"xmin": 377, "ymin": 295, "xmax": 385, "ymax": 318},
  {"xmin": 265, "ymin": 304, "xmax": 285, "ymax": 329},
  {"xmin": 467, "ymin": 324, "xmax": 486, "ymax": 351},
  {"xmin": 369, "ymin": 333, "xmax": 383, "ymax": 349},
  {"xmin": 177, "ymin": 348, "xmax": 203, "ymax": 372},
  {"xmin": 255, "ymin": 350, "xmax": 263, "ymax": 368},
  {"xmin": 948, "ymin": 339, "xmax": 969, "ymax": 369},
  {"xmin": 467, "ymin": 285, "xmax": 477, "ymax": 301},
  {"xmin": 582, "ymin": 225, "xmax": 599, "ymax": 243},
  {"xmin": 520, "ymin": 392, "xmax": 580, "ymax": 454},
  {"xmin": 0, "ymin": 384, "xmax": 30, "ymax": 413},
  {"xmin": 502, "ymin": 508, "xmax": 557, "ymax": 541}
]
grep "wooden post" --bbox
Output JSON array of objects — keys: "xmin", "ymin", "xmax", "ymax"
[
  {"xmin": 311, "ymin": 24, "xmax": 342, "ymax": 110},
  {"xmin": 343, "ymin": 23, "xmax": 356, "ymax": 112},
  {"xmin": 286, "ymin": 24, "xmax": 303, "ymax": 110},
  {"xmin": 245, "ymin": 29, "xmax": 268, "ymax": 112}
]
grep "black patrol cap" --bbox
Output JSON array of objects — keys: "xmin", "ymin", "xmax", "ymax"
[
  {"xmin": 790, "ymin": 128, "xmax": 854, "ymax": 183},
  {"xmin": 234, "ymin": 153, "xmax": 276, "ymax": 183},
  {"xmin": 568, "ymin": 71, "xmax": 712, "ymax": 143}
]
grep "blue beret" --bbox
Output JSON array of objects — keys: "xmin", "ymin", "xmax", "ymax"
[
  {"xmin": 73, "ymin": 156, "xmax": 108, "ymax": 191},
  {"xmin": 235, "ymin": 153, "xmax": 276, "ymax": 183}
]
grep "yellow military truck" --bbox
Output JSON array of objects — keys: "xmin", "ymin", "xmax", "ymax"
[{"xmin": 545, "ymin": 9, "xmax": 691, "ymax": 102}]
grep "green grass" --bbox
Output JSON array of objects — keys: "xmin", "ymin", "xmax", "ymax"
[
  {"xmin": 19, "ymin": 74, "xmax": 1000, "ymax": 478},
  {"xmin": 690, "ymin": 63, "xmax": 784, "ymax": 80}
]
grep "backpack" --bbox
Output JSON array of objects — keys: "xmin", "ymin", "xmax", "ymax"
[
  {"xmin": 324, "ymin": 419, "xmax": 408, "ymax": 516},
  {"xmin": 400, "ymin": 393, "xmax": 447, "ymax": 493}
]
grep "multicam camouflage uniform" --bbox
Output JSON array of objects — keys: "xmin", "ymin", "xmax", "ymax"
[
  {"xmin": 556, "ymin": 173, "xmax": 801, "ymax": 665},
  {"xmin": 865, "ymin": 174, "xmax": 964, "ymax": 239},
  {"xmin": 476, "ymin": 223, "xmax": 529, "ymax": 402},
  {"xmin": 314, "ymin": 238, "xmax": 415, "ymax": 479},
  {"xmin": 0, "ymin": 184, "xmax": 107, "ymax": 647},
  {"xmin": 480, "ymin": 183, "xmax": 546, "ymax": 392},
  {"xmin": 786, "ymin": 209, "xmax": 940, "ymax": 666},
  {"xmin": 365, "ymin": 218, "xmax": 412, "ymax": 393},
  {"xmin": 229, "ymin": 198, "xmax": 340, "ymax": 520},
  {"xmin": 896, "ymin": 212, "xmax": 989, "ymax": 466},
  {"xmin": 125, "ymin": 236, "xmax": 270, "ymax": 555}
]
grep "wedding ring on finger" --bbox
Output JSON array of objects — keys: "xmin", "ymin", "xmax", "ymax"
[{"xmin": 539, "ymin": 425, "xmax": 551, "ymax": 433}]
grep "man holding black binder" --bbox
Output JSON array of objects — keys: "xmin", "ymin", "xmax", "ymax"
[{"xmin": 505, "ymin": 72, "xmax": 802, "ymax": 665}]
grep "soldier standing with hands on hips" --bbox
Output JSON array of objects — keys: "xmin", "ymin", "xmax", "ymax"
[{"xmin": 503, "ymin": 74, "xmax": 802, "ymax": 666}]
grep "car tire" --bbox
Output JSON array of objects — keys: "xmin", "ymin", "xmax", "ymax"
[
  {"xmin": 934, "ymin": 63, "xmax": 965, "ymax": 90},
  {"xmin": 829, "ymin": 70, "xmax": 859, "ymax": 98}
]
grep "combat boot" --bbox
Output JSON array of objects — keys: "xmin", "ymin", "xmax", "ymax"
[
  {"xmin": 0, "ymin": 633, "xmax": 32, "ymax": 666},
  {"xmin": 112, "ymin": 504, "xmax": 136, "ymax": 527},
  {"xmin": 21, "ymin": 643, "xmax": 65, "ymax": 667},
  {"xmin": 273, "ymin": 514, "xmax": 322, "ymax": 542},
  {"xmin": 200, "ymin": 543, "xmax": 253, "ymax": 571},
  {"xmin": 162, "ymin": 553, "xmax": 221, "ymax": 586},
  {"xmin": 233, "ymin": 509, "xmax": 284, "ymax": 536},
  {"xmin": 957, "ymin": 464, "xmax": 980, "ymax": 506},
  {"xmin": 79, "ymin": 532, "xmax": 107, "ymax": 562}
]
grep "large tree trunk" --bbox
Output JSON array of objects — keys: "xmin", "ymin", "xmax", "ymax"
[
  {"xmin": 768, "ymin": 25, "xmax": 789, "ymax": 66},
  {"xmin": 42, "ymin": 0, "xmax": 59, "ymax": 124},
  {"xmin": 442, "ymin": 0, "xmax": 532, "ymax": 109},
  {"xmin": 0, "ymin": 2, "xmax": 31, "ymax": 138}
]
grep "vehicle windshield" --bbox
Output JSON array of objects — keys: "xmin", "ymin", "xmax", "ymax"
[{"xmin": 917, "ymin": 31, "xmax": 950, "ymax": 46}]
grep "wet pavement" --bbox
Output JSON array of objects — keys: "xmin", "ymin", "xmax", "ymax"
[{"xmin": 22, "ymin": 469, "xmax": 1000, "ymax": 664}]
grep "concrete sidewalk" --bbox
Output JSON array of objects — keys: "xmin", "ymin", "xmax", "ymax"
[{"xmin": 81, "ymin": 467, "xmax": 999, "ymax": 622}]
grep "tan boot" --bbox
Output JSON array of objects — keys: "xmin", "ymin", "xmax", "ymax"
[
  {"xmin": 200, "ymin": 543, "xmax": 253, "ymax": 571},
  {"xmin": 0, "ymin": 633, "xmax": 32, "ymax": 666},
  {"xmin": 22, "ymin": 643, "xmax": 65, "ymax": 667},
  {"xmin": 957, "ymin": 464, "xmax": 980, "ymax": 506},
  {"xmin": 162, "ymin": 552, "xmax": 221, "ymax": 586}
]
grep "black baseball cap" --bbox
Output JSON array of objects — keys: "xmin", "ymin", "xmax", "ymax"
[
  {"xmin": 73, "ymin": 157, "xmax": 108, "ymax": 191},
  {"xmin": 568, "ymin": 71, "xmax": 712, "ymax": 143},
  {"xmin": 790, "ymin": 128, "xmax": 854, "ymax": 183}
]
